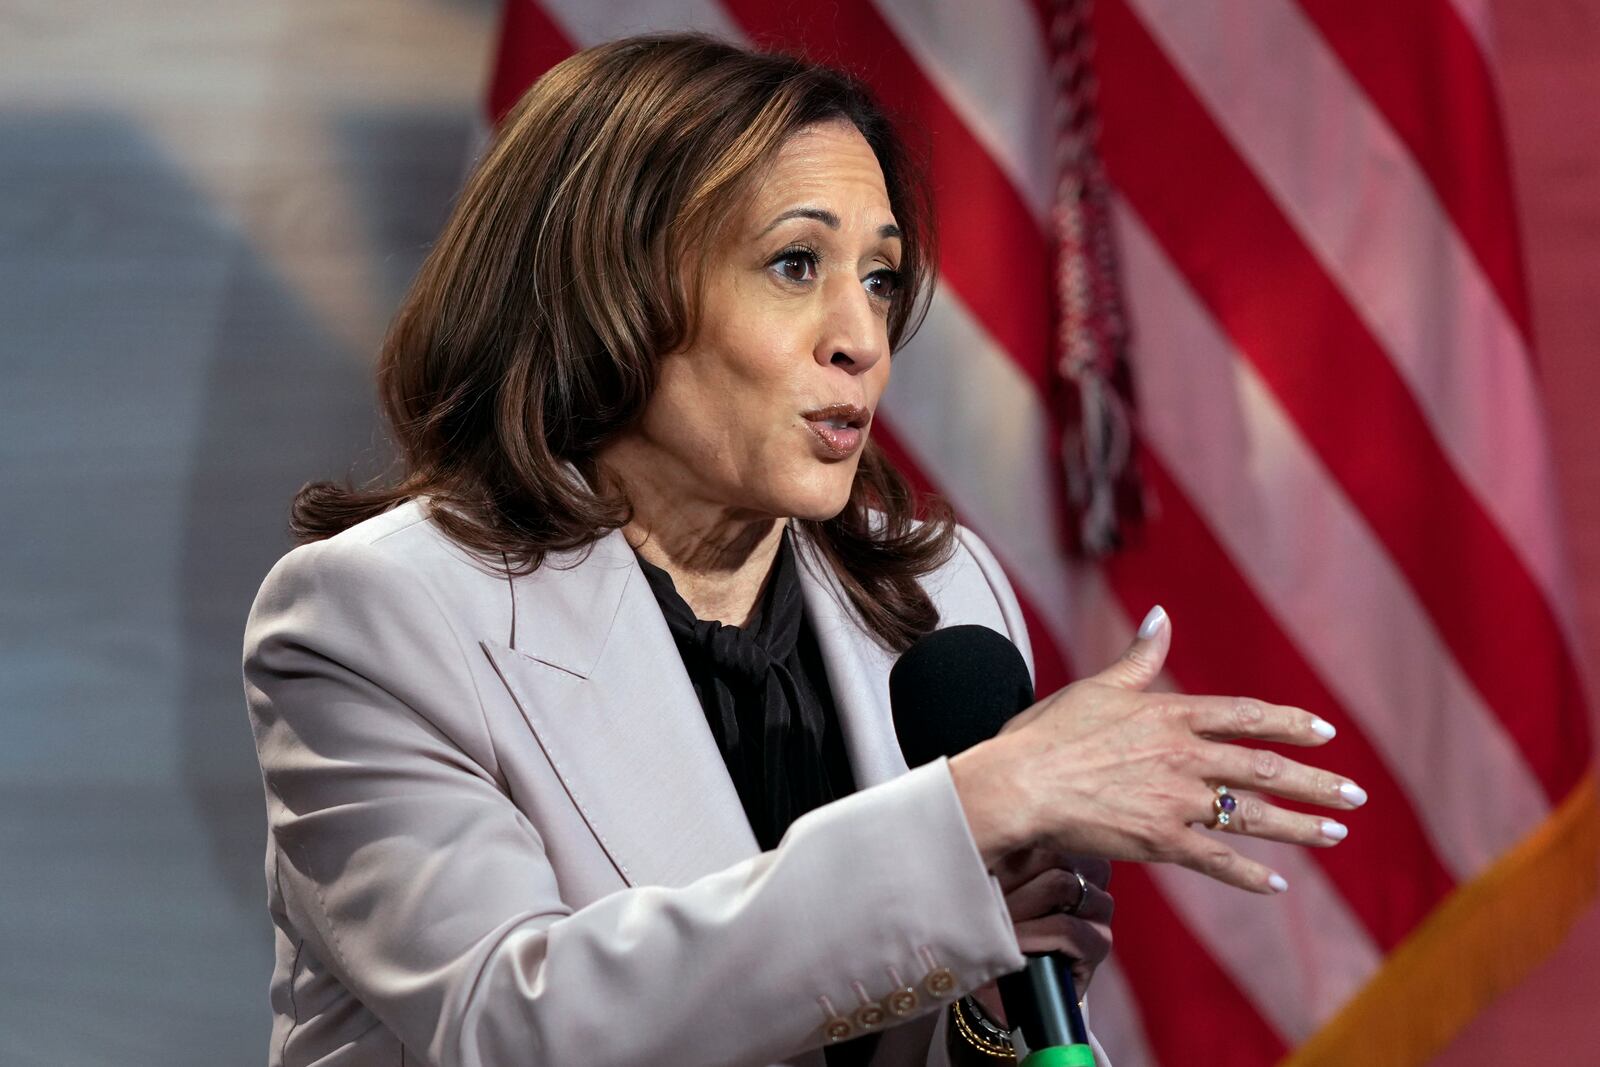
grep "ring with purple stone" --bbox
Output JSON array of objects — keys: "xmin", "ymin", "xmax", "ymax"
[{"xmin": 1211, "ymin": 785, "xmax": 1239, "ymax": 829}]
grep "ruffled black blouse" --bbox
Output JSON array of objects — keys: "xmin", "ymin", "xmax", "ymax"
[{"xmin": 633, "ymin": 527, "xmax": 858, "ymax": 850}]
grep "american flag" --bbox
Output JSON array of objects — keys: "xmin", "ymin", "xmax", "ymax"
[{"xmin": 484, "ymin": 2, "xmax": 1597, "ymax": 1063}]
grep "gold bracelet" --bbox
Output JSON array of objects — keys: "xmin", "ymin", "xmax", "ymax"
[{"xmin": 950, "ymin": 996, "xmax": 1015, "ymax": 1060}]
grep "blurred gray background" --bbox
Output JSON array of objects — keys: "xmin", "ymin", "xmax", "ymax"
[{"xmin": 0, "ymin": 2, "xmax": 498, "ymax": 1061}]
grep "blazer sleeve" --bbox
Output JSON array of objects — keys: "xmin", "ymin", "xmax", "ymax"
[{"xmin": 244, "ymin": 536, "xmax": 1027, "ymax": 1067}]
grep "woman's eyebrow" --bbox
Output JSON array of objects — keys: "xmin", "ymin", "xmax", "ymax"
[{"xmin": 758, "ymin": 206, "xmax": 901, "ymax": 240}]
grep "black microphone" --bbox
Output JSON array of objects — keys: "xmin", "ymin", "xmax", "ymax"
[{"xmin": 890, "ymin": 625, "xmax": 1094, "ymax": 1065}]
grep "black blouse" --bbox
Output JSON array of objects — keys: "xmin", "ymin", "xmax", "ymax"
[
  {"xmin": 633, "ymin": 528, "xmax": 860, "ymax": 850},
  {"xmin": 634, "ymin": 528, "xmax": 882, "ymax": 1065}
]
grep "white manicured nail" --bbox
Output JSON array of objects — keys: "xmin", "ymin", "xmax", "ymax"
[
  {"xmin": 1320, "ymin": 820, "xmax": 1348, "ymax": 841},
  {"xmin": 1339, "ymin": 782, "xmax": 1368, "ymax": 807},
  {"xmin": 1137, "ymin": 605, "xmax": 1168, "ymax": 639},
  {"xmin": 1310, "ymin": 716, "xmax": 1337, "ymax": 740},
  {"xmin": 1267, "ymin": 873, "xmax": 1289, "ymax": 893}
]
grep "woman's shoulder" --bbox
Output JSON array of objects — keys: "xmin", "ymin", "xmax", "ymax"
[
  {"xmin": 242, "ymin": 498, "xmax": 506, "ymax": 776},
  {"xmin": 916, "ymin": 520, "xmax": 1017, "ymax": 613},
  {"xmin": 911, "ymin": 519, "xmax": 1036, "ymax": 677},
  {"xmin": 256, "ymin": 497, "xmax": 465, "ymax": 592},
  {"xmin": 247, "ymin": 497, "xmax": 515, "ymax": 648}
]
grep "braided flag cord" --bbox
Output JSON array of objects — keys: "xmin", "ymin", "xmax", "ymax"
[
  {"xmin": 1049, "ymin": 0, "xmax": 1144, "ymax": 559},
  {"xmin": 487, "ymin": 2, "xmax": 1598, "ymax": 1063}
]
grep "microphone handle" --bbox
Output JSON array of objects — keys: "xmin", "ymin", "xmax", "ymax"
[{"xmin": 997, "ymin": 956, "xmax": 1096, "ymax": 1066}]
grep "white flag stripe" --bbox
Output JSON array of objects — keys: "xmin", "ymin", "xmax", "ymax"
[
  {"xmin": 882, "ymin": 288, "xmax": 1078, "ymax": 644},
  {"xmin": 1116, "ymin": 200, "xmax": 1550, "ymax": 875},
  {"xmin": 1126, "ymin": 0, "xmax": 1579, "ymax": 649},
  {"xmin": 1446, "ymin": 0, "xmax": 1498, "ymax": 59},
  {"xmin": 870, "ymin": 0, "xmax": 1056, "ymax": 227},
  {"xmin": 1157, "ymin": 832, "xmax": 1384, "ymax": 1035},
  {"xmin": 536, "ymin": 0, "xmax": 739, "ymax": 45},
  {"xmin": 1084, "ymin": 958, "xmax": 1158, "ymax": 1067}
]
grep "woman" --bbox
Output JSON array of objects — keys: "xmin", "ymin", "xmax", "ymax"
[{"xmin": 243, "ymin": 33, "xmax": 1360, "ymax": 1067}]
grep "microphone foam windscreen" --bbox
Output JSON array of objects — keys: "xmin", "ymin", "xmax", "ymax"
[{"xmin": 890, "ymin": 624, "xmax": 1035, "ymax": 768}]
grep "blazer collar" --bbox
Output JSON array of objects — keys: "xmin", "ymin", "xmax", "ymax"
[
  {"xmin": 790, "ymin": 533, "xmax": 907, "ymax": 791},
  {"xmin": 481, "ymin": 522, "xmax": 910, "ymax": 889}
]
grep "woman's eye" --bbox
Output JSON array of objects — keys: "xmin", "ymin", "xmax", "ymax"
[
  {"xmin": 772, "ymin": 250, "xmax": 818, "ymax": 283},
  {"xmin": 864, "ymin": 268, "xmax": 902, "ymax": 301}
]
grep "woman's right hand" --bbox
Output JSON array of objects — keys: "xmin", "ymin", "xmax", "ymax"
[{"xmin": 949, "ymin": 605, "xmax": 1363, "ymax": 893}]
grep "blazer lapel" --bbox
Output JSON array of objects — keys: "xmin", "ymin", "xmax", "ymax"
[
  {"xmin": 791, "ymin": 532, "xmax": 909, "ymax": 790},
  {"xmin": 479, "ymin": 524, "xmax": 911, "ymax": 891},
  {"xmin": 481, "ymin": 528, "xmax": 760, "ymax": 889}
]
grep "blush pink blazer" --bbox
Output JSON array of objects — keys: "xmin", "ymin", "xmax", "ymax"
[{"xmin": 243, "ymin": 496, "xmax": 1109, "ymax": 1066}]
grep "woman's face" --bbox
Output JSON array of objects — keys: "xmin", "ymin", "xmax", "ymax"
[{"xmin": 623, "ymin": 119, "xmax": 903, "ymax": 523}]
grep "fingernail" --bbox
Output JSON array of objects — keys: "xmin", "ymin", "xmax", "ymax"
[
  {"xmin": 1310, "ymin": 716, "xmax": 1337, "ymax": 740},
  {"xmin": 1339, "ymin": 781, "xmax": 1368, "ymax": 807},
  {"xmin": 1267, "ymin": 873, "xmax": 1289, "ymax": 893},
  {"xmin": 1137, "ymin": 605, "xmax": 1168, "ymax": 639},
  {"xmin": 1320, "ymin": 820, "xmax": 1348, "ymax": 841}
]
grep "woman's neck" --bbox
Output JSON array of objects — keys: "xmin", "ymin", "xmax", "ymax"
[{"xmin": 595, "ymin": 456, "xmax": 786, "ymax": 627}]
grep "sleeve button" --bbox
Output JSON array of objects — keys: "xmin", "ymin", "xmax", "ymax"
[
  {"xmin": 923, "ymin": 967, "xmax": 957, "ymax": 997},
  {"xmin": 854, "ymin": 1003, "xmax": 887, "ymax": 1030},
  {"xmin": 823, "ymin": 1016, "xmax": 855, "ymax": 1043},
  {"xmin": 885, "ymin": 987, "xmax": 920, "ymax": 1017}
]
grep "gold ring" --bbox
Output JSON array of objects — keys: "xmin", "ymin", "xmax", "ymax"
[{"xmin": 1211, "ymin": 784, "xmax": 1239, "ymax": 828}]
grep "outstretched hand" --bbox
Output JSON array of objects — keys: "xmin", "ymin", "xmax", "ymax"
[{"xmin": 953, "ymin": 606, "xmax": 1363, "ymax": 895}]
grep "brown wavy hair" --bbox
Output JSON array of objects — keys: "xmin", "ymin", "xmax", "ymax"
[{"xmin": 292, "ymin": 32, "xmax": 956, "ymax": 652}]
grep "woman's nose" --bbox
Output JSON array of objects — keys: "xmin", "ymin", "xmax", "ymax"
[{"xmin": 815, "ymin": 280, "xmax": 888, "ymax": 375}]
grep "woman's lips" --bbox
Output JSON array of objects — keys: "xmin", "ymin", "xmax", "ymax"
[
  {"xmin": 801, "ymin": 403, "xmax": 869, "ymax": 460},
  {"xmin": 804, "ymin": 417, "xmax": 865, "ymax": 459}
]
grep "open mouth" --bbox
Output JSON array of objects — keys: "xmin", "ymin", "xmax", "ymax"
[
  {"xmin": 801, "ymin": 403, "xmax": 870, "ymax": 459},
  {"xmin": 801, "ymin": 403, "xmax": 870, "ymax": 430}
]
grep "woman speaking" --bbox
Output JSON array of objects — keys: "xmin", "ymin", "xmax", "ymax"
[{"xmin": 243, "ymin": 33, "xmax": 1360, "ymax": 1067}]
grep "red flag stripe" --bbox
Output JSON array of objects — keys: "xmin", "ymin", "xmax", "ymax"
[
  {"xmin": 1111, "ymin": 863, "xmax": 1292, "ymax": 1063},
  {"xmin": 716, "ymin": 0, "xmax": 1055, "ymax": 394},
  {"xmin": 1294, "ymin": 0, "xmax": 1534, "ymax": 345},
  {"xmin": 1093, "ymin": 0, "xmax": 1590, "ymax": 804},
  {"xmin": 485, "ymin": 0, "xmax": 575, "ymax": 124}
]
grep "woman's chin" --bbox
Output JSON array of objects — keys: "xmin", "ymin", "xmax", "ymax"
[{"xmin": 778, "ymin": 472, "xmax": 857, "ymax": 522}]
